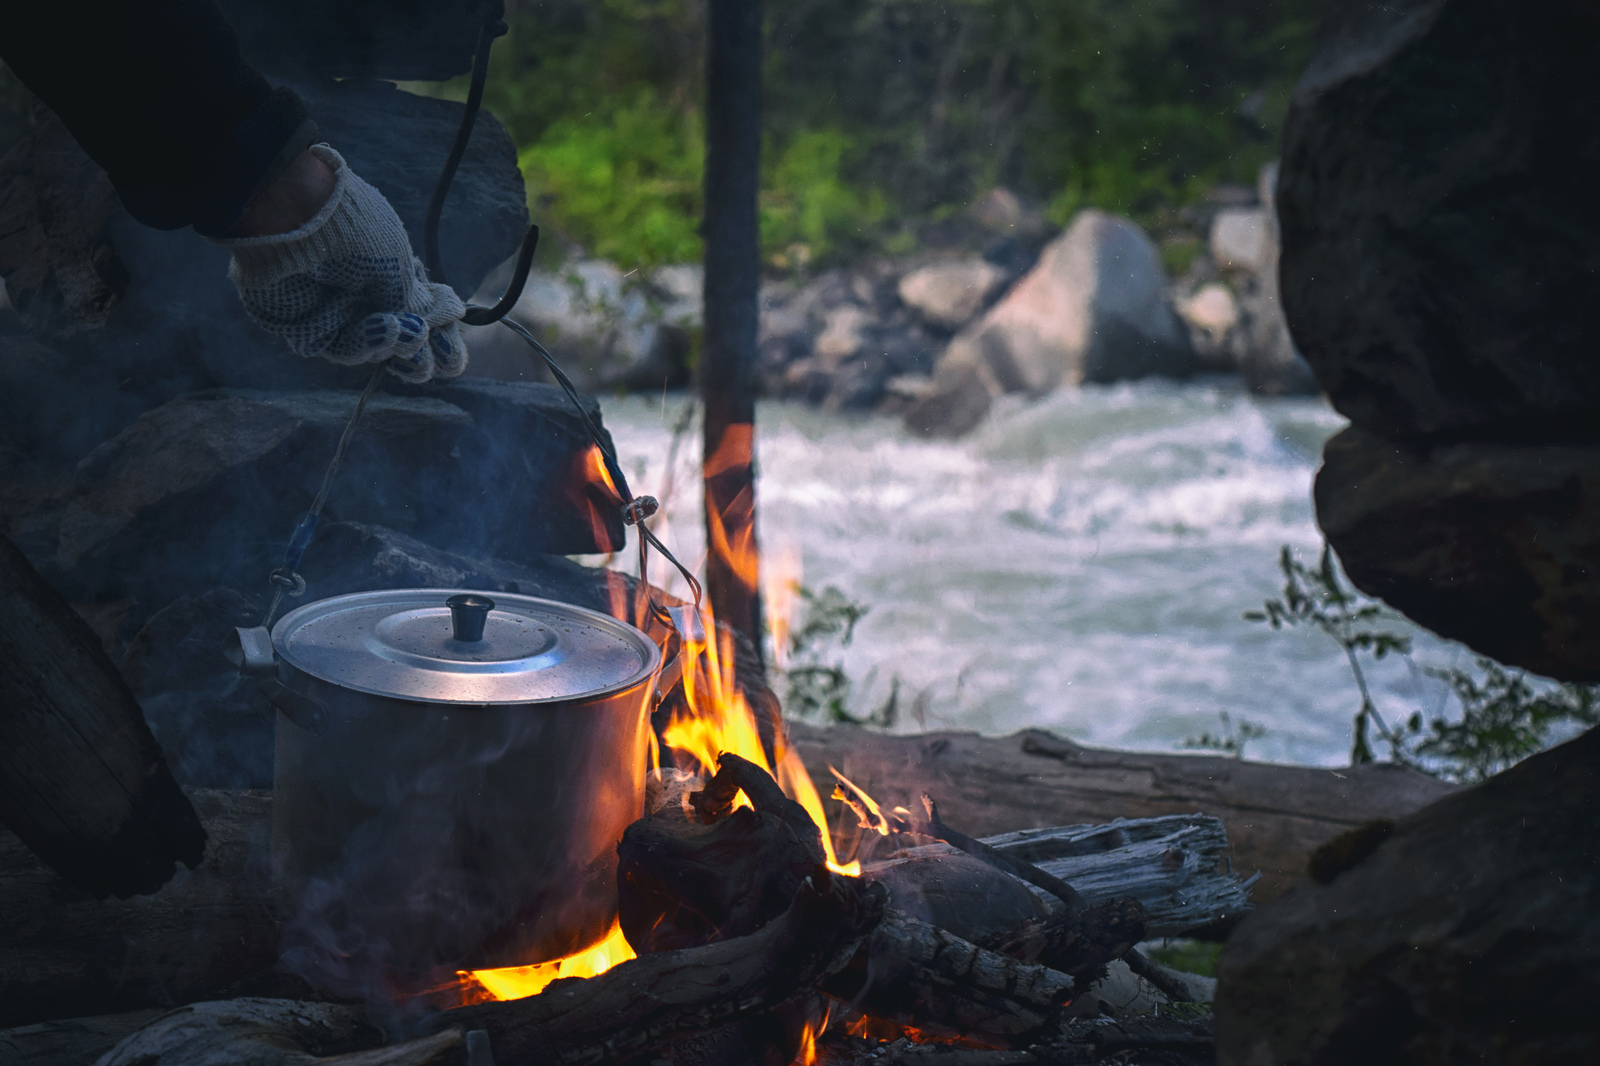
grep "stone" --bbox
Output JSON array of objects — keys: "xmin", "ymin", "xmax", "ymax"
[
  {"xmin": 647, "ymin": 263, "xmax": 705, "ymax": 328},
  {"xmin": 1316, "ymin": 426, "xmax": 1600, "ymax": 682},
  {"xmin": 0, "ymin": 84, "xmax": 527, "ymax": 410},
  {"xmin": 1209, "ymin": 209, "xmax": 1271, "ymax": 273},
  {"xmin": 901, "ymin": 360, "xmax": 996, "ymax": 439},
  {"xmin": 460, "ymin": 259, "xmax": 691, "ymax": 393},
  {"xmin": 1214, "ymin": 724, "xmax": 1600, "ymax": 1065},
  {"xmin": 0, "ymin": 332, "xmax": 151, "ymax": 465},
  {"xmin": 1178, "ymin": 283, "xmax": 1240, "ymax": 359},
  {"xmin": 37, "ymin": 384, "xmax": 619, "ymax": 608},
  {"xmin": 1278, "ymin": 0, "xmax": 1600, "ymax": 440},
  {"xmin": 934, "ymin": 210, "xmax": 1196, "ymax": 401},
  {"xmin": 1235, "ymin": 164, "xmax": 1317, "ymax": 397},
  {"xmin": 897, "ymin": 259, "xmax": 1008, "ymax": 330}
]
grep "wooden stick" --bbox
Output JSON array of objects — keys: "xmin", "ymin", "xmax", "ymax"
[
  {"xmin": 443, "ymin": 870, "xmax": 885, "ymax": 1066},
  {"xmin": 919, "ymin": 794, "xmax": 1087, "ymax": 918}
]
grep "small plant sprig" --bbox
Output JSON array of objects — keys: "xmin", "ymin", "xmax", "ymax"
[
  {"xmin": 779, "ymin": 585, "xmax": 898, "ymax": 728},
  {"xmin": 1182, "ymin": 711, "xmax": 1267, "ymax": 759},
  {"xmin": 1245, "ymin": 544, "xmax": 1413, "ymax": 764},
  {"xmin": 1248, "ymin": 542, "xmax": 1600, "ymax": 779}
]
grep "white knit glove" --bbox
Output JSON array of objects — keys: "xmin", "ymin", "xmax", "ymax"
[{"xmin": 221, "ymin": 145, "xmax": 468, "ymax": 383}]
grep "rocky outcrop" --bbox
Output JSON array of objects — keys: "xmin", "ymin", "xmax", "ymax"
[
  {"xmin": 904, "ymin": 210, "xmax": 1196, "ymax": 436},
  {"xmin": 1316, "ymin": 427, "xmax": 1600, "ymax": 681},
  {"xmin": 1279, "ymin": 0, "xmax": 1600, "ymax": 680},
  {"xmin": 0, "ymin": 83, "xmax": 527, "ymax": 408},
  {"xmin": 1215, "ymin": 723, "xmax": 1600, "ymax": 1065},
  {"xmin": 1280, "ymin": 0, "xmax": 1600, "ymax": 442},
  {"xmin": 896, "ymin": 260, "xmax": 1008, "ymax": 329}
]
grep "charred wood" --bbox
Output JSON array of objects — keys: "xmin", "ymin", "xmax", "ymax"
[
  {"xmin": 0, "ymin": 534, "xmax": 205, "ymax": 898},
  {"xmin": 441, "ymin": 871, "xmax": 885, "ymax": 1066},
  {"xmin": 87, "ymin": 998, "xmax": 459, "ymax": 1066},
  {"xmin": 618, "ymin": 753, "xmax": 826, "ymax": 952},
  {"xmin": 822, "ymin": 910, "xmax": 1075, "ymax": 1046},
  {"xmin": 978, "ymin": 897, "xmax": 1146, "ymax": 990}
]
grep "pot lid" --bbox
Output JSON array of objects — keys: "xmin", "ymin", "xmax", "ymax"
[{"xmin": 272, "ymin": 589, "xmax": 661, "ymax": 705}]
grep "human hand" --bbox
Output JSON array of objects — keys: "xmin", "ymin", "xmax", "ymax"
[{"xmin": 219, "ymin": 145, "xmax": 467, "ymax": 382}]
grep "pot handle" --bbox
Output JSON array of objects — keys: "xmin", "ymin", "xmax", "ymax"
[
  {"xmin": 260, "ymin": 678, "xmax": 330, "ymax": 736},
  {"xmin": 226, "ymin": 625, "xmax": 278, "ymax": 677}
]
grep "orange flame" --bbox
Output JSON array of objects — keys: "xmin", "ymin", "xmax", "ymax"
[
  {"xmin": 793, "ymin": 1004, "xmax": 831, "ymax": 1066},
  {"xmin": 764, "ymin": 544, "xmax": 802, "ymax": 670},
  {"xmin": 571, "ymin": 444, "xmax": 625, "ymax": 554},
  {"xmin": 463, "ymin": 921, "xmax": 636, "ymax": 1002},
  {"xmin": 830, "ymin": 767, "xmax": 891, "ymax": 836}
]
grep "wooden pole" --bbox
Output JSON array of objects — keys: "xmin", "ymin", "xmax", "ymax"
[{"xmin": 701, "ymin": 0, "xmax": 765, "ymax": 668}]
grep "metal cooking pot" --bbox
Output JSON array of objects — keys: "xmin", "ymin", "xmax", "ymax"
[{"xmin": 231, "ymin": 588, "xmax": 661, "ymax": 981}]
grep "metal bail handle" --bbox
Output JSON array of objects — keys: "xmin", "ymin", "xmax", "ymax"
[{"xmin": 447, "ymin": 594, "xmax": 495, "ymax": 643}]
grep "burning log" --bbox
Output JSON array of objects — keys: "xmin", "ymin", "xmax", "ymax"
[
  {"xmin": 0, "ymin": 535, "xmax": 206, "ymax": 898},
  {"xmin": 441, "ymin": 871, "xmax": 886, "ymax": 1066},
  {"xmin": 618, "ymin": 753, "xmax": 826, "ymax": 952}
]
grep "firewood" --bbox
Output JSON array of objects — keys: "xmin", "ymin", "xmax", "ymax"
[
  {"xmin": 977, "ymin": 897, "xmax": 1145, "ymax": 988},
  {"xmin": 618, "ymin": 753, "xmax": 827, "ymax": 952},
  {"xmin": 0, "ymin": 535, "xmax": 205, "ymax": 898},
  {"xmin": 822, "ymin": 910, "xmax": 1075, "ymax": 1046},
  {"xmin": 90, "ymin": 998, "xmax": 460, "ymax": 1066},
  {"xmin": 441, "ymin": 870, "xmax": 886, "ymax": 1066}
]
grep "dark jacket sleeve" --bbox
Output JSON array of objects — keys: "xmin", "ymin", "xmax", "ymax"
[{"xmin": 1, "ymin": 0, "xmax": 317, "ymax": 235}]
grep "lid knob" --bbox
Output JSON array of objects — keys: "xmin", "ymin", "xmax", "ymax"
[{"xmin": 446, "ymin": 594, "xmax": 495, "ymax": 643}]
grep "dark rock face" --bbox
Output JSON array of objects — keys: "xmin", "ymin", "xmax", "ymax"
[
  {"xmin": 1279, "ymin": 0, "xmax": 1600, "ymax": 680},
  {"xmin": 1317, "ymin": 428, "xmax": 1600, "ymax": 682},
  {"xmin": 1280, "ymin": 0, "xmax": 1600, "ymax": 440},
  {"xmin": 1214, "ymin": 724, "xmax": 1600, "ymax": 1065},
  {"xmin": 217, "ymin": 0, "xmax": 485, "ymax": 82},
  {"xmin": 0, "ymin": 84, "xmax": 526, "ymax": 414}
]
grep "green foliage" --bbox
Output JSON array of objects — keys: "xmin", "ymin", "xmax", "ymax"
[
  {"xmin": 1248, "ymin": 544, "xmax": 1600, "ymax": 780},
  {"xmin": 1142, "ymin": 939, "xmax": 1223, "ymax": 978},
  {"xmin": 777, "ymin": 584, "xmax": 899, "ymax": 728},
  {"xmin": 1412, "ymin": 660, "xmax": 1600, "ymax": 782},
  {"xmin": 1182, "ymin": 711, "xmax": 1266, "ymax": 759},
  {"xmin": 1245, "ymin": 544, "xmax": 1411, "ymax": 764},
  {"xmin": 444, "ymin": 0, "xmax": 1333, "ymax": 269},
  {"xmin": 518, "ymin": 90, "xmax": 705, "ymax": 266}
]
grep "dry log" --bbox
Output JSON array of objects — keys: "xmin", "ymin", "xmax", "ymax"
[
  {"xmin": 822, "ymin": 910, "xmax": 1075, "ymax": 1046},
  {"xmin": 877, "ymin": 814, "xmax": 1255, "ymax": 939},
  {"xmin": 0, "ymin": 1007, "xmax": 167, "ymax": 1066},
  {"xmin": 0, "ymin": 534, "xmax": 205, "ymax": 897},
  {"xmin": 0, "ymin": 789, "xmax": 278, "ymax": 1028},
  {"xmin": 790, "ymin": 722, "xmax": 1454, "ymax": 901},
  {"xmin": 92, "ymin": 999, "xmax": 460, "ymax": 1066},
  {"xmin": 441, "ymin": 871, "xmax": 886, "ymax": 1066},
  {"xmin": 618, "ymin": 753, "xmax": 826, "ymax": 952},
  {"xmin": 978, "ymin": 898, "xmax": 1146, "ymax": 989}
]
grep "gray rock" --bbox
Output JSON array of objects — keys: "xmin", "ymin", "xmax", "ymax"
[
  {"xmin": 461, "ymin": 259, "xmax": 691, "ymax": 392},
  {"xmin": 1215, "ymin": 724, "xmax": 1600, "ymax": 1065},
  {"xmin": 1279, "ymin": 0, "xmax": 1600, "ymax": 439},
  {"xmin": 1235, "ymin": 164, "xmax": 1317, "ymax": 396},
  {"xmin": 901, "ymin": 360, "xmax": 996, "ymax": 439},
  {"xmin": 1316, "ymin": 426, "xmax": 1600, "ymax": 682},
  {"xmin": 41, "ymin": 384, "xmax": 619, "ymax": 608},
  {"xmin": 933, "ymin": 210, "xmax": 1196, "ymax": 401},
  {"xmin": 1209, "ymin": 209, "xmax": 1272, "ymax": 273},
  {"xmin": 897, "ymin": 259, "xmax": 1008, "ymax": 329}
]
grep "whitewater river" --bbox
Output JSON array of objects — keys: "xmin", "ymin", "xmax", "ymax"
[{"xmin": 594, "ymin": 379, "xmax": 1470, "ymax": 768}]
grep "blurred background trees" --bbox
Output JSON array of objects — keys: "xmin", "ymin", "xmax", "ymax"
[{"xmin": 427, "ymin": 0, "xmax": 1331, "ymax": 270}]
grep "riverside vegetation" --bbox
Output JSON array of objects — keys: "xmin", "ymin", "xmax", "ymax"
[{"xmin": 414, "ymin": 0, "xmax": 1335, "ymax": 271}]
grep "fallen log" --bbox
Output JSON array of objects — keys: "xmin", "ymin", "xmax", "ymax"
[
  {"xmin": 0, "ymin": 1007, "xmax": 167, "ymax": 1066},
  {"xmin": 0, "ymin": 534, "xmax": 205, "ymax": 898},
  {"xmin": 441, "ymin": 871, "xmax": 886, "ymax": 1066},
  {"xmin": 789, "ymin": 722, "xmax": 1454, "ymax": 901}
]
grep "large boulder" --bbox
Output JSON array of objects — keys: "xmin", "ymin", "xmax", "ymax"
[
  {"xmin": 1278, "ymin": 0, "xmax": 1600, "ymax": 680},
  {"xmin": 29, "ymin": 384, "xmax": 620, "ymax": 609},
  {"xmin": 1317, "ymin": 427, "xmax": 1600, "ymax": 681},
  {"xmin": 903, "ymin": 211, "xmax": 1195, "ymax": 436},
  {"xmin": 896, "ymin": 259, "xmax": 1008, "ymax": 330},
  {"xmin": 1279, "ymin": 0, "xmax": 1600, "ymax": 439},
  {"xmin": 1214, "ymin": 724, "xmax": 1600, "ymax": 1064}
]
